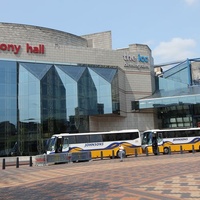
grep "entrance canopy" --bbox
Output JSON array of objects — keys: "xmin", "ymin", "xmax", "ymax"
[
  {"xmin": 136, "ymin": 58, "xmax": 200, "ymax": 110},
  {"xmin": 139, "ymin": 86, "xmax": 200, "ymax": 109}
]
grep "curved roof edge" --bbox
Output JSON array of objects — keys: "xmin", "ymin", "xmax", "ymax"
[
  {"xmin": 0, "ymin": 22, "xmax": 88, "ymax": 47},
  {"xmin": 0, "ymin": 22, "xmax": 83, "ymax": 40}
]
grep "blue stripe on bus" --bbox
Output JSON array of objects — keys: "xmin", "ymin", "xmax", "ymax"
[{"xmin": 66, "ymin": 142, "xmax": 139, "ymax": 152}]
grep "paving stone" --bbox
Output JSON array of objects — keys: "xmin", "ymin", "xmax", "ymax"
[{"xmin": 0, "ymin": 153, "xmax": 200, "ymax": 199}]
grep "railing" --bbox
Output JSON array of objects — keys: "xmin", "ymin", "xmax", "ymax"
[
  {"xmin": 1, "ymin": 145, "xmax": 199, "ymax": 169},
  {"xmin": 2, "ymin": 156, "xmax": 33, "ymax": 170}
]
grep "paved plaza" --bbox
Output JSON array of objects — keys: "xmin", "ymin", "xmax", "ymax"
[{"xmin": 0, "ymin": 153, "xmax": 200, "ymax": 200}]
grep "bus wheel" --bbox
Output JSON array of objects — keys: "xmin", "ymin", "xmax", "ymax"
[{"xmin": 163, "ymin": 147, "xmax": 169, "ymax": 154}]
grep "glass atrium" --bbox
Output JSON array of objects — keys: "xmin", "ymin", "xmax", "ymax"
[
  {"xmin": 137, "ymin": 58, "xmax": 200, "ymax": 128},
  {"xmin": 0, "ymin": 60, "xmax": 119, "ymax": 156}
]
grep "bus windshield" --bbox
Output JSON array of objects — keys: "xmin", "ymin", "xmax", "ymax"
[
  {"xmin": 142, "ymin": 131, "xmax": 153, "ymax": 145},
  {"xmin": 47, "ymin": 137, "xmax": 57, "ymax": 152}
]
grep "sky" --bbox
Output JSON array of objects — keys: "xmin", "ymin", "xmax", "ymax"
[{"xmin": 0, "ymin": 0, "xmax": 200, "ymax": 65}]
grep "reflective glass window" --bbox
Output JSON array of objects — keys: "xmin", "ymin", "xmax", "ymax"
[
  {"xmin": 163, "ymin": 61, "xmax": 190, "ymax": 85},
  {"xmin": 0, "ymin": 61, "xmax": 119, "ymax": 156},
  {"xmin": 0, "ymin": 60, "xmax": 17, "ymax": 125},
  {"xmin": 18, "ymin": 64, "xmax": 41, "ymax": 123},
  {"xmin": 191, "ymin": 61, "xmax": 200, "ymax": 85},
  {"xmin": 195, "ymin": 95, "xmax": 200, "ymax": 103},
  {"xmin": 0, "ymin": 60, "xmax": 17, "ymax": 156}
]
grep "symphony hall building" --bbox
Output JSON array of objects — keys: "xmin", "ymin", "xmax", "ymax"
[{"xmin": 0, "ymin": 22, "xmax": 200, "ymax": 156}]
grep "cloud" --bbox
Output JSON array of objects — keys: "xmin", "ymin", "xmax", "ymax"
[
  {"xmin": 184, "ymin": 0, "xmax": 199, "ymax": 5},
  {"xmin": 152, "ymin": 37, "xmax": 196, "ymax": 64}
]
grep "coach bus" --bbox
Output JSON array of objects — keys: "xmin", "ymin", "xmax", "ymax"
[
  {"xmin": 46, "ymin": 129, "xmax": 142, "ymax": 159},
  {"xmin": 141, "ymin": 128, "xmax": 200, "ymax": 155}
]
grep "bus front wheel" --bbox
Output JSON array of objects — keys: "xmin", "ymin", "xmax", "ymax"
[{"xmin": 163, "ymin": 147, "xmax": 169, "ymax": 154}]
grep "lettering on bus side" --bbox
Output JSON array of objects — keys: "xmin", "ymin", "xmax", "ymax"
[
  {"xmin": 84, "ymin": 142, "xmax": 104, "ymax": 147},
  {"xmin": 173, "ymin": 138, "xmax": 188, "ymax": 141}
]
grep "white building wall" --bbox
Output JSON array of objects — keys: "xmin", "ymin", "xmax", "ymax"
[
  {"xmin": 90, "ymin": 112, "xmax": 155, "ymax": 132},
  {"xmin": 81, "ymin": 31, "xmax": 112, "ymax": 50}
]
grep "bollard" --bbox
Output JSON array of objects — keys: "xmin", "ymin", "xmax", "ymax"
[
  {"xmin": 101, "ymin": 151, "xmax": 103, "ymax": 160},
  {"xmin": 2, "ymin": 158, "xmax": 5, "ymax": 170},
  {"xmin": 112, "ymin": 150, "xmax": 114, "ymax": 159},
  {"xmin": 135, "ymin": 148, "xmax": 138, "ymax": 157},
  {"xmin": 180, "ymin": 146, "xmax": 183, "ymax": 154},
  {"xmin": 44, "ymin": 154, "xmax": 47, "ymax": 165},
  {"xmin": 16, "ymin": 157, "xmax": 19, "ymax": 168},
  {"xmin": 29, "ymin": 156, "xmax": 32, "ymax": 167},
  {"xmin": 145, "ymin": 147, "xmax": 148, "ymax": 156},
  {"xmin": 192, "ymin": 145, "xmax": 195, "ymax": 153},
  {"xmin": 157, "ymin": 147, "xmax": 160, "ymax": 155},
  {"xmin": 169, "ymin": 146, "xmax": 171, "ymax": 155}
]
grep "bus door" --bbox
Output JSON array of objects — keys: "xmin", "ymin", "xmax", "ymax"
[
  {"xmin": 54, "ymin": 136, "xmax": 64, "ymax": 153},
  {"xmin": 152, "ymin": 132, "xmax": 158, "ymax": 154},
  {"xmin": 141, "ymin": 131, "xmax": 151, "ymax": 152},
  {"xmin": 152, "ymin": 132, "xmax": 163, "ymax": 155},
  {"xmin": 157, "ymin": 132, "xmax": 163, "ymax": 144},
  {"xmin": 62, "ymin": 137, "xmax": 69, "ymax": 153}
]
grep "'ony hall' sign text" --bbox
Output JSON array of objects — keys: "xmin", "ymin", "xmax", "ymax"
[{"xmin": 0, "ymin": 43, "xmax": 45, "ymax": 54}]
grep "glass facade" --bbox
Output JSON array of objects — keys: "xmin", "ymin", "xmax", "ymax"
[
  {"xmin": 137, "ymin": 58, "xmax": 200, "ymax": 128},
  {"xmin": 0, "ymin": 60, "xmax": 119, "ymax": 156}
]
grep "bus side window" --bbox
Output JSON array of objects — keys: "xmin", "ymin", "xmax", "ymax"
[
  {"xmin": 163, "ymin": 131, "xmax": 167, "ymax": 138},
  {"xmin": 68, "ymin": 136, "xmax": 76, "ymax": 144},
  {"xmin": 177, "ymin": 131, "xmax": 187, "ymax": 137},
  {"xmin": 187, "ymin": 130, "xmax": 199, "ymax": 137},
  {"xmin": 168, "ymin": 131, "xmax": 174, "ymax": 138},
  {"xmin": 102, "ymin": 134, "xmax": 109, "ymax": 142},
  {"xmin": 194, "ymin": 130, "xmax": 199, "ymax": 136},
  {"xmin": 102, "ymin": 134, "xmax": 116, "ymax": 141},
  {"xmin": 108, "ymin": 134, "xmax": 116, "ymax": 141},
  {"xmin": 76, "ymin": 135, "xmax": 89, "ymax": 143},
  {"xmin": 116, "ymin": 133, "xmax": 123, "ymax": 140},
  {"xmin": 127, "ymin": 132, "xmax": 139, "ymax": 140},
  {"xmin": 133, "ymin": 132, "xmax": 139, "ymax": 140},
  {"xmin": 188, "ymin": 130, "xmax": 193, "ymax": 136},
  {"xmin": 174, "ymin": 131, "xmax": 180, "ymax": 137},
  {"xmin": 90, "ymin": 134, "xmax": 102, "ymax": 142}
]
